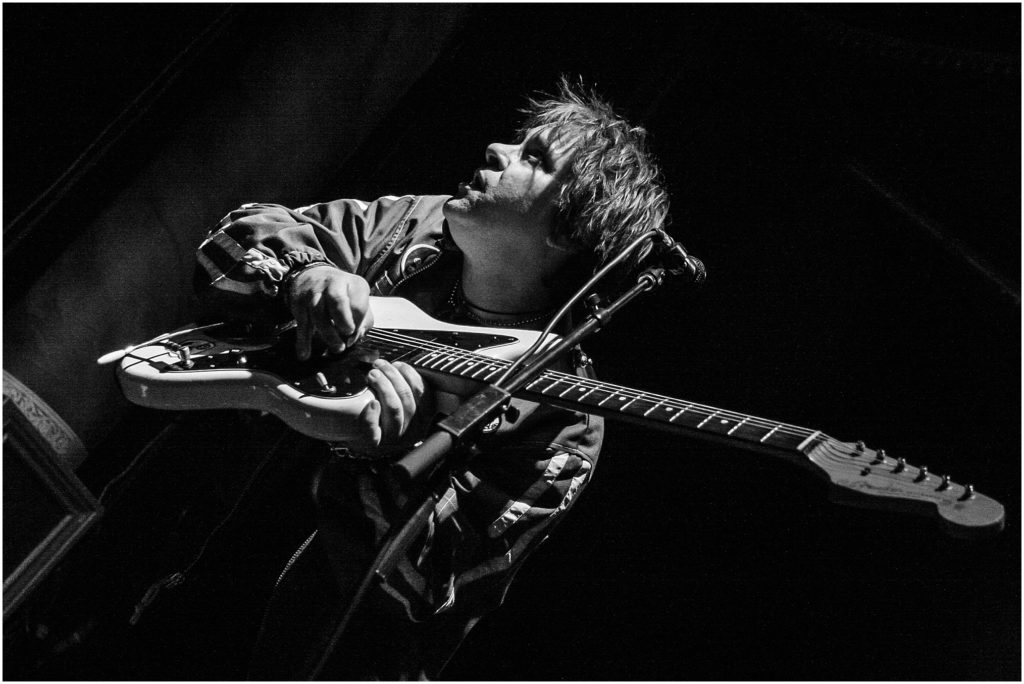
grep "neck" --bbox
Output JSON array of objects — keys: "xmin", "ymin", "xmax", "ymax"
[{"xmin": 459, "ymin": 259, "xmax": 557, "ymax": 321}]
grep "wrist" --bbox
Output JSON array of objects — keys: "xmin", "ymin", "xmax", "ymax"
[{"xmin": 284, "ymin": 261, "xmax": 338, "ymax": 302}]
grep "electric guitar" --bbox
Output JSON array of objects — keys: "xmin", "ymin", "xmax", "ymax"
[{"xmin": 115, "ymin": 297, "xmax": 1005, "ymax": 538}]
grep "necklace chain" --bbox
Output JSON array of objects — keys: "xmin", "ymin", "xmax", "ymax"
[{"xmin": 447, "ymin": 279, "xmax": 553, "ymax": 328}]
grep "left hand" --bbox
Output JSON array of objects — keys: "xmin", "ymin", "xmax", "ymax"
[{"xmin": 357, "ymin": 359, "xmax": 431, "ymax": 448}]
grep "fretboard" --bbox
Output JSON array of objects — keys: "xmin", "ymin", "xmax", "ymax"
[
  {"xmin": 520, "ymin": 371, "xmax": 826, "ymax": 453},
  {"xmin": 366, "ymin": 329, "xmax": 827, "ymax": 455}
]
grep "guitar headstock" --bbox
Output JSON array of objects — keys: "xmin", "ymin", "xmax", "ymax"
[{"xmin": 807, "ymin": 438, "xmax": 1005, "ymax": 539}]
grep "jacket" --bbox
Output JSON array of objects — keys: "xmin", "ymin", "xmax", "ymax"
[{"xmin": 195, "ymin": 194, "xmax": 604, "ymax": 622}]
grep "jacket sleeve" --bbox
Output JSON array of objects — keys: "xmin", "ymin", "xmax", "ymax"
[{"xmin": 192, "ymin": 195, "xmax": 423, "ymax": 322}]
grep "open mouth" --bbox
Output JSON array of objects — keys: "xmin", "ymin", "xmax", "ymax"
[{"xmin": 470, "ymin": 170, "xmax": 486, "ymax": 192}]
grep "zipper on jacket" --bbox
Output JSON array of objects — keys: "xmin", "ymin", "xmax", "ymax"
[
  {"xmin": 274, "ymin": 530, "xmax": 318, "ymax": 588},
  {"xmin": 388, "ymin": 248, "xmax": 446, "ymax": 296}
]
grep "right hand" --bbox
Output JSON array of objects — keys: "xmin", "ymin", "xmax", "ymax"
[{"xmin": 287, "ymin": 266, "xmax": 374, "ymax": 360}]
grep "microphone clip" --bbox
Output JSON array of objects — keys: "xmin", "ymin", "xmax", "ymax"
[{"xmin": 653, "ymin": 230, "xmax": 706, "ymax": 285}]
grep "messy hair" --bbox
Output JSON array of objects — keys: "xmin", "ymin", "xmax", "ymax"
[{"xmin": 518, "ymin": 76, "xmax": 670, "ymax": 273}]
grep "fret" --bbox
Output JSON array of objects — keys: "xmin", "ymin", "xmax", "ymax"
[
  {"xmin": 447, "ymin": 357, "xmax": 478, "ymax": 375},
  {"xmin": 726, "ymin": 420, "xmax": 774, "ymax": 444},
  {"xmin": 558, "ymin": 382, "xmax": 597, "ymax": 401},
  {"xmin": 762, "ymin": 427, "xmax": 812, "ymax": 451},
  {"xmin": 597, "ymin": 391, "xmax": 633, "ymax": 407},
  {"xmin": 557, "ymin": 380, "xmax": 583, "ymax": 397},
  {"xmin": 796, "ymin": 430, "xmax": 823, "ymax": 453},
  {"xmin": 645, "ymin": 403, "xmax": 691, "ymax": 423},
  {"xmin": 526, "ymin": 375, "xmax": 561, "ymax": 393},
  {"xmin": 479, "ymin": 365, "xmax": 504, "ymax": 381},
  {"xmin": 434, "ymin": 356, "xmax": 462, "ymax": 372},
  {"xmin": 415, "ymin": 351, "xmax": 445, "ymax": 368},
  {"xmin": 726, "ymin": 416, "xmax": 747, "ymax": 435},
  {"xmin": 575, "ymin": 387, "xmax": 614, "ymax": 405},
  {"xmin": 696, "ymin": 411, "xmax": 718, "ymax": 428},
  {"xmin": 643, "ymin": 399, "xmax": 665, "ymax": 416},
  {"xmin": 619, "ymin": 395, "xmax": 663, "ymax": 418},
  {"xmin": 399, "ymin": 348, "xmax": 432, "ymax": 365},
  {"xmin": 539, "ymin": 377, "xmax": 585, "ymax": 397},
  {"xmin": 619, "ymin": 394, "xmax": 640, "ymax": 409},
  {"xmin": 667, "ymin": 404, "xmax": 691, "ymax": 422},
  {"xmin": 468, "ymin": 363, "xmax": 501, "ymax": 380},
  {"xmin": 425, "ymin": 352, "xmax": 456, "ymax": 370},
  {"xmin": 564, "ymin": 384, "xmax": 626, "ymax": 409},
  {"xmin": 759, "ymin": 424, "xmax": 783, "ymax": 443},
  {"xmin": 695, "ymin": 412, "xmax": 754, "ymax": 436},
  {"xmin": 668, "ymin": 404, "xmax": 712, "ymax": 429},
  {"xmin": 443, "ymin": 357, "xmax": 467, "ymax": 374}
]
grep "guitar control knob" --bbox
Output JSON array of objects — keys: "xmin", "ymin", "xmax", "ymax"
[
  {"xmin": 177, "ymin": 347, "xmax": 194, "ymax": 369},
  {"xmin": 914, "ymin": 466, "xmax": 929, "ymax": 483},
  {"xmin": 893, "ymin": 457, "xmax": 906, "ymax": 474},
  {"xmin": 959, "ymin": 484, "xmax": 975, "ymax": 501},
  {"xmin": 937, "ymin": 474, "xmax": 951, "ymax": 491},
  {"xmin": 315, "ymin": 372, "xmax": 337, "ymax": 394}
]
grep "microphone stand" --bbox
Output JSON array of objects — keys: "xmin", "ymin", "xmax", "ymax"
[{"xmin": 308, "ymin": 264, "xmax": 677, "ymax": 679}]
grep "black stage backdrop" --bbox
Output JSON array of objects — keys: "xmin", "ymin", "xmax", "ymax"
[{"xmin": 4, "ymin": 4, "xmax": 1019, "ymax": 680}]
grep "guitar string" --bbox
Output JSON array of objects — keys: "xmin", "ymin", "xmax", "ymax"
[
  {"xmin": 363, "ymin": 328, "xmax": 821, "ymax": 441},
  {"xmin": 209, "ymin": 328, "xmax": 882, "ymax": 481},
  {"xmin": 145, "ymin": 328, "xmax": 938, "ymax": 489},
  {"xmin": 127, "ymin": 328, "xmax": 934, "ymax": 489},
  {"xmin": 361, "ymin": 329, "xmax": 955, "ymax": 487},
  {"xmin": 365, "ymin": 328, "xmax": 814, "ymax": 436},
  {"xmin": 366, "ymin": 327, "xmax": 966, "ymax": 489}
]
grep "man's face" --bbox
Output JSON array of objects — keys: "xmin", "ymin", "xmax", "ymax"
[{"xmin": 443, "ymin": 126, "xmax": 575, "ymax": 257}]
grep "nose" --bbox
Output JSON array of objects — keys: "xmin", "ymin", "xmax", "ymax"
[{"xmin": 485, "ymin": 142, "xmax": 515, "ymax": 170}]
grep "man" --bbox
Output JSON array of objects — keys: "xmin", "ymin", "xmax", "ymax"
[{"xmin": 195, "ymin": 78, "xmax": 670, "ymax": 679}]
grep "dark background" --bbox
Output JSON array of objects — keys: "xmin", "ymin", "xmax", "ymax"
[{"xmin": 4, "ymin": 4, "xmax": 1019, "ymax": 680}]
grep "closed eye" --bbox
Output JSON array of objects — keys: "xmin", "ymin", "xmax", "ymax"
[{"xmin": 521, "ymin": 143, "xmax": 549, "ymax": 169}]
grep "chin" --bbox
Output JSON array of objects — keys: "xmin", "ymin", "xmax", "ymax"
[{"xmin": 443, "ymin": 195, "xmax": 471, "ymax": 216}]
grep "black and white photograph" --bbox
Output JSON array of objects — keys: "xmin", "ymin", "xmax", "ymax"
[{"xmin": 3, "ymin": 4, "xmax": 1019, "ymax": 680}]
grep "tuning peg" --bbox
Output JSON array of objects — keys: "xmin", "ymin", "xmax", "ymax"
[
  {"xmin": 893, "ymin": 457, "xmax": 906, "ymax": 474},
  {"xmin": 937, "ymin": 474, "xmax": 951, "ymax": 491},
  {"xmin": 959, "ymin": 484, "xmax": 975, "ymax": 501},
  {"xmin": 914, "ymin": 466, "xmax": 929, "ymax": 483},
  {"xmin": 873, "ymin": 448, "xmax": 887, "ymax": 464},
  {"xmin": 856, "ymin": 440, "xmax": 866, "ymax": 452}
]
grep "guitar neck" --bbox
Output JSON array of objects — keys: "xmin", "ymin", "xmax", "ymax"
[
  {"xmin": 520, "ymin": 371, "xmax": 826, "ymax": 454},
  {"xmin": 369, "ymin": 329, "xmax": 825, "ymax": 456}
]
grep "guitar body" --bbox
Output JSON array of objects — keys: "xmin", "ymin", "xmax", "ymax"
[{"xmin": 117, "ymin": 297, "xmax": 548, "ymax": 442}]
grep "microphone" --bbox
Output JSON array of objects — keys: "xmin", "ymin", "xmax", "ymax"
[
  {"xmin": 680, "ymin": 254, "xmax": 707, "ymax": 285},
  {"xmin": 658, "ymin": 235, "xmax": 706, "ymax": 285}
]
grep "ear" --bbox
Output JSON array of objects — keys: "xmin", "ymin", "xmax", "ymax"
[
  {"xmin": 545, "ymin": 234, "xmax": 582, "ymax": 253},
  {"xmin": 544, "ymin": 222, "xmax": 582, "ymax": 253}
]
